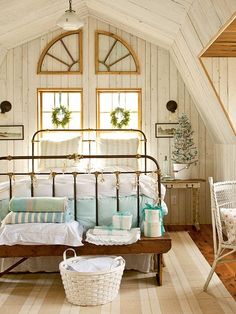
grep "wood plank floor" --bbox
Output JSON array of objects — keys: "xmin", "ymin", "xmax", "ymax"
[{"xmin": 166, "ymin": 224, "xmax": 236, "ymax": 300}]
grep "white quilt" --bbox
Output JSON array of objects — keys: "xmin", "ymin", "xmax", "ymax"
[{"xmin": 0, "ymin": 221, "xmax": 83, "ymax": 246}]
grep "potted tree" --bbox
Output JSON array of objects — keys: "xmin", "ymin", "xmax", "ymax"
[{"xmin": 172, "ymin": 113, "xmax": 198, "ymax": 179}]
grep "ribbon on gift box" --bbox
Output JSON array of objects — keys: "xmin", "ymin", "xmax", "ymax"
[{"xmin": 142, "ymin": 203, "xmax": 165, "ymax": 235}]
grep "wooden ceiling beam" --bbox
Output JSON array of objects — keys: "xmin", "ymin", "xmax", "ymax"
[{"xmin": 201, "ymin": 18, "xmax": 236, "ymax": 57}]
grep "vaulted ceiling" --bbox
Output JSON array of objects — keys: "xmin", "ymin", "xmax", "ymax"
[
  {"xmin": 0, "ymin": 0, "xmax": 236, "ymax": 143},
  {"xmin": 0, "ymin": 0, "xmax": 193, "ymax": 49}
]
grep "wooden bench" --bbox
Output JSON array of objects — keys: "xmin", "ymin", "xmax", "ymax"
[{"xmin": 0, "ymin": 234, "xmax": 171, "ymax": 286}]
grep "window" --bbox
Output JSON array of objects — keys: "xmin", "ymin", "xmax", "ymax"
[
  {"xmin": 95, "ymin": 31, "xmax": 140, "ymax": 74},
  {"xmin": 97, "ymin": 89, "xmax": 141, "ymax": 129},
  {"xmin": 38, "ymin": 89, "xmax": 82, "ymax": 130},
  {"xmin": 37, "ymin": 31, "xmax": 82, "ymax": 74}
]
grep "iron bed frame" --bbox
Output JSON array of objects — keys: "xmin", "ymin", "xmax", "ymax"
[{"xmin": 0, "ymin": 129, "xmax": 171, "ymax": 285}]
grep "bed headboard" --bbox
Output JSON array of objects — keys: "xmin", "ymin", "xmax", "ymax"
[{"xmin": 31, "ymin": 128, "xmax": 148, "ymax": 173}]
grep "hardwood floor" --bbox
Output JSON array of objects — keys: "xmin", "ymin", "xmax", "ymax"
[{"xmin": 166, "ymin": 224, "xmax": 236, "ymax": 300}]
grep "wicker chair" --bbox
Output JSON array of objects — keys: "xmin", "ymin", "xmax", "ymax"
[{"xmin": 203, "ymin": 177, "xmax": 236, "ymax": 291}]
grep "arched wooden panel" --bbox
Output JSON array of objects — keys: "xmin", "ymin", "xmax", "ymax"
[
  {"xmin": 37, "ymin": 30, "xmax": 82, "ymax": 74},
  {"xmin": 95, "ymin": 30, "xmax": 140, "ymax": 74}
]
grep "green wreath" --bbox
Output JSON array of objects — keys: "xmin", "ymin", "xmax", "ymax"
[
  {"xmin": 110, "ymin": 107, "xmax": 130, "ymax": 128},
  {"xmin": 51, "ymin": 105, "xmax": 71, "ymax": 128}
]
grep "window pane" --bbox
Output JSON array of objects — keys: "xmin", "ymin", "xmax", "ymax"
[
  {"xmin": 42, "ymin": 112, "xmax": 54, "ymax": 129},
  {"xmin": 118, "ymin": 93, "xmax": 126, "ymax": 108},
  {"xmin": 39, "ymin": 90, "xmax": 82, "ymax": 133},
  {"xmin": 60, "ymin": 93, "xmax": 68, "ymax": 106},
  {"xmin": 125, "ymin": 93, "xmax": 138, "ymax": 111},
  {"xmin": 129, "ymin": 113, "xmax": 138, "ymax": 128},
  {"xmin": 69, "ymin": 113, "xmax": 81, "ymax": 128},
  {"xmin": 42, "ymin": 93, "xmax": 54, "ymax": 111},
  {"xmin": 112, "ymin": 93, "xmax": 120, "ymax": 108},
  {"xmin": 100, "ymin": 112, "xmax": 112, "ymax": 128},
  {"xmin": 99, "ymin": 93, "xmax": 112, "ymax": 111},
  {"xmin": 69, "ymin": 93, "xmax": 81, "ymax": 111},
  {"xmin": 98, "ymin": 90, "xmax": 140, "ymax": 129},
  {"xmin": 54, "ymin": 93, "xmax": 60, "ymax": 107}
]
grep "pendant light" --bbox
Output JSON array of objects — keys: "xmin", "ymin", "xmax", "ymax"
[{"xmin": 56, "ymin": 0, "xmax": 83, "ymax": 31}]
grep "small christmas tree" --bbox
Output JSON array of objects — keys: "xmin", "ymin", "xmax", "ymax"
[{"xmin": 172, "ymin": 113, "xmax": 198, "ymax": 164}]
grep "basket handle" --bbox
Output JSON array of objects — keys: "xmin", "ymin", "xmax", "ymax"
[
  {"xmin": 110, "ymin": 256, "xmax": 124, "ymax": 269},
  {"xmin": 63, "ymin": 248, "xmax": 77, "ymax": 261}
]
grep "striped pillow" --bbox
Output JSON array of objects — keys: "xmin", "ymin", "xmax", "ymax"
[
  {"xmin": 97, "ymin": 138, "xmax": 139, "ymax": 169},
  {"xmin": 39, "ymin": 136, "xmax": 81, "ymax": 170},
  {"xmin": 1, "ymin": 211, "xmax": 66, "ymax": 225}
]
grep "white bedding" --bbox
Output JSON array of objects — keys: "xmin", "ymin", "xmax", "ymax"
[
  {"xmin": 0, "ymin": 168, "xmax": 166, "ymax": 274},
  {"xmin": 0, "ymin": 171, "xmax": 167, "ymax": 230},
  {"xmin": 85, "ymin": 228, "xmax": 141, "ymax": 245},
  {"xmin": 0, "ymin": 221, "xmax": 83, "ymax": 246},
  {"xmin": 0, "ymin": 171, "xmax": 165, "ymax": 201}
]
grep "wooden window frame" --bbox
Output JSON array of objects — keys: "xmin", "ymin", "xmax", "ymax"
[
  {"xmin": 95, "ymin": 30, "xmax": 140, "ymax": 74},
  {"xmin": 37, "ymin": 88, "xmax": 83, "ymax": 130},
  {"xmin": 37, "ymin": 30, "xmax": 83, "ymax": 75},
  {"xmin": 96, "ymin": 88, "xmax": 142, "ymax": 129}
]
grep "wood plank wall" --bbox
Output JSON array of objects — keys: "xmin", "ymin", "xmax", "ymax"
[
  {"xmin": 202, "ymin": 57, "xmax": 236, "ymax": 132},
  {"xmin": 0, "ymin": 16, "xmax": 213, "ymax": 224},
  {"xmin": 171, "ymin": 1, "xmax": 236, "ymax": 185}
]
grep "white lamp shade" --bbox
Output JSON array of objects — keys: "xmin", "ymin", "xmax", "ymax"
[{"xmin": 56, "ymin": 11, "xmax": 83, "ymax": 30}]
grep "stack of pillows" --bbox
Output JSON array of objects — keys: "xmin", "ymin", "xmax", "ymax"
[{"xmin": 1, "ymin": 197, "xmax": 72, "ymax": 226}]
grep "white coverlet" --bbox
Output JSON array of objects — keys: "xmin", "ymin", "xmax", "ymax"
[
  {"xmin": 85, "ymin": 228, "xmax": 141, "ymax": 245},
  {"xmin": 0, "ymin": 221, "xmax": 83, "ymax": 246}
]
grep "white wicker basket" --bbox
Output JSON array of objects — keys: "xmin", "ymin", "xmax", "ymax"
[{"xmin": 59, "ymin": 249, "xmax": 125, "ymax": 306}]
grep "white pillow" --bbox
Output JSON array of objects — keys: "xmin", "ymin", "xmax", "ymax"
[
  {"xmin": 220, "ymin": 207, "xmax": 236, "ymax": 244},
  {"xmin": 39, "ymin": 136, "xmax": 81, "ymax": 170},
  {"xmin": 97, "ymin": 137, "xmax": 139, "ymax": 169}
]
